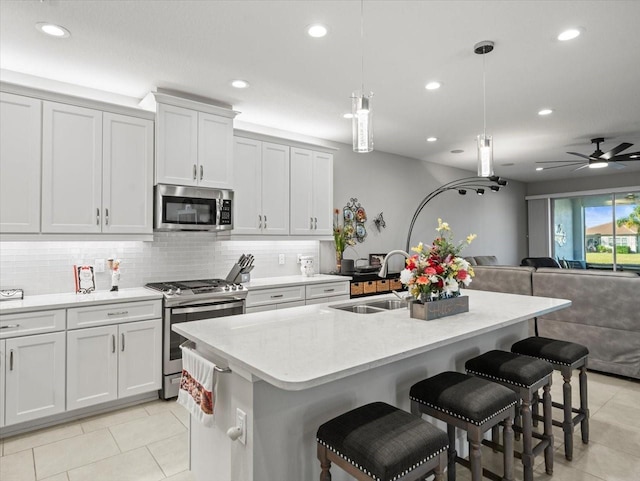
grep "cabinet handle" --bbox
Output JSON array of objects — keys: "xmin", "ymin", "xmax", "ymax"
[
  {"xmin": 112, "ymin": 334, "xmax": 116, "ymax": 353},
  {"xmin": 9, "ymin": 350, "xmax": 14, "ymax": 371},
  {"xmin": 314, "ymin": 217, "xmax": 318, "ymax": 229},
  {"xmin": 310, "ymin": 217, "xmax": 313, "ymax": 229},
  {"xmin": 324, "ymin": 288, "xmax": 335, "ymax": 293},
  {"xmin": 264, "ymin": 215, "xmax": 267, "ymax": 229},
  {"xmin": 200, "ymin": 165, "xmax": 204, "ymax": 181},
  {"xmin": 105, "ymin": 208, "xmax": 109, "ymax": 226},
  {"xmin": 193, "ymin": 164, "xmax": 197, "ymax": 181},
  {"xmin": 258, "ymin": 214, "xmax": 262, "ymax": 229},
  {"xmin": 121, "ymin": 333, "xmax": 125, "ymax": 352},
  {"xmin": 96, "ymin": 208, "xmax": 100, "ymax": 226},
  {"xmin": 270, "ymin": 294, "xmax": 284, "ymax": 299},
  {"xmin": 0, "ymin": 324, "xmax": 20, "ymax": 329},
  {"xmin": 107, "ymin": 311, "xmax": 128, "ymax": 317}
]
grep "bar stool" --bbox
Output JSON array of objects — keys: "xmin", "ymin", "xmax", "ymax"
[
  {"xmin": 511, "ymin": 336, "xmax": 589, "ymax": 460},
  {"xmin": 465, "ymin": 350, "xmax": 554, "ymax": 481},
  {"xmin": 316, "ymin": 401, "xmax": 448, "ymax": 481},
  {"xmin": 410, "ymin": 371, "xmax": 518, "ymax": 481}
]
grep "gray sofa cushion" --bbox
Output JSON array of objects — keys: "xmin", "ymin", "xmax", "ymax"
[{"xmin": 467, "ymin": 266, "xmax": 535, "ymax": 296}]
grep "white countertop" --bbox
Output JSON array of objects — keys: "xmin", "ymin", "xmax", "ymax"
[
  {"xmin": 174, "ymin": 289, "xmax": 571, "ymax": 391},
  {"xmin": 244, "ymin": 274, "xmax": 350, "ymax": 289},
  {"xmin": 0, "ymin": 288, "xmax": 162, "ymax": 314}
]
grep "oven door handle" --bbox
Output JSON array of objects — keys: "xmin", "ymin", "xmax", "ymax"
[{"xmin": 171, "ymin": 301, "xmax": 245, "ymax": 315}]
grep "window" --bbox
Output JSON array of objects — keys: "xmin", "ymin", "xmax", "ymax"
[{"xmin": 551, "ymin": 191, "xmax": 639, "ymax": 271}]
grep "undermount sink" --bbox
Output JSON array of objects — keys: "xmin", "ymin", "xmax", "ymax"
[{"xmin": 330, "ymin": 298, "xmax": 409, "ymax": 314}]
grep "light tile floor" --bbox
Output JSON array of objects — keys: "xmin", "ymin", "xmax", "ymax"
[{"xmin": 0, "ymin": 370, "xmax": 638, "ymax": 480}]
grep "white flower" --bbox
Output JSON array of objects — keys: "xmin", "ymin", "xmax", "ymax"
[
  {"xmin": 444, "ymin": 277, "xmax": 460, "ymax": 295},
  {"xmin": 461, "ymin": 276, "xmax": 472, "ymax": 287},
  {"xmin": 400, "ymin": 268, "xmax": 414, "ymax": 284}
]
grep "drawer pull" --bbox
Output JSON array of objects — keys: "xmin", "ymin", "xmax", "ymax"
[
  {"xmin": 193, "ymin": 164, "xmax": 197, "ymax": 181},
  {"xmin": 323, "ymin": 288, "xmax": 335, "ymax": 293},
  {"xmin": 107, "ymin": 311, "xmax": 129, "ymax": 317},
  {"xmin": 270, "ymin": 294, "xmax": 284, "ymax": 299},
  {"xmin": 200, "ymin": 165, "xmax": 204, "ymax": 181},
  {"xmin": 121, "ymin": 333, "xmax": 125, "ymax": 352},
  {"xmin": 0, "ymin": 324, "xmax": 20, "ymax": 329},
  {"xmin": 9, "ymin": 350, "xmax": 14, "ymax": 371},
  {"xmin": 112, "ymin": 334, "xmax": 116, "ymax": 353},
  {"xmin": 171, "ymin": 377, "xmax": 182, "ymax": 385}
]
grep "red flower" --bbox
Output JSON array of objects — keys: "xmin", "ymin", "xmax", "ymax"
[
  {"xmin": 424, "ymin": 267, "xmax": 437, "ymax": 276},
  {"xmin": 416, "ymin": 276, "xmax": 429, "ymax": 285},
  {"xmin": 435, "ymin": 264, "xmax": 445, "ymax": 275},
  {"xmin": 457, "ymin": 270, "xmax": 468, "ymax": 280}
]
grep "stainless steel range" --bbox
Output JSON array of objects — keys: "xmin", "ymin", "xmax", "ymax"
[{"xmin": 145, "ymin": 278, "xmax": 248, "ymax": 399}]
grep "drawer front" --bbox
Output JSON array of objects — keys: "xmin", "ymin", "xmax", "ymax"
[
  {"xmin": 376, "ymin": 280, "xmax": 390, "ymax": 293},
  {"xmin": 363, "ymin": 280, "xmax": 377, "ymax": 294},
  {"xmin": 389, "ymin": 278, "xmax": 403, "ymax": 290},
  {"xmin": 305, "ymin": 282, "xmax": 350, "ymax": 300},
  {"xmin": 350, "ymin": 282, "xmax": 364, "ymax": 296},
  {"xmin": 246, "ymin": 286, "xmax": 305, "ymax": 308},
  {"xmin": 0, "ymin": 309, "xmax": 66, "ymax": 338},
  {"xmin": 67, "ymin": 300, "xmax": 162, "ymax": 329}
]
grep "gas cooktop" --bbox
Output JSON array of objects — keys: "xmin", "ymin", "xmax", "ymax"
[{"xmin": 145, "ymin": 278, "xmax": 247, "ymax": 300}]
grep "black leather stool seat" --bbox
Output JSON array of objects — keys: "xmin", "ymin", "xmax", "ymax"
[
  {"xmin": 511, "ymin": 337, "xmax": 589, "ymax": 366},
  {"xmin": 410, "ymin": 372, "xmax": 517, "ymax": 425},
  {"xmin": 465, "ymin": 350, "xmax": 553, "ymax": 387},
  {"xmin": 317, "ymin": 402, "xmax": 449, "ymax": 481}
]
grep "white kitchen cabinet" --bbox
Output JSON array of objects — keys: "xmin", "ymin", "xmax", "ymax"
[
  {"xmin": 67, "ymin": 318, "xmax": 161, "ymax": 410},
  {"xmin": 290, "ymin": 148, "xmax": 333, "ymax": 236},
  {"xmin": 102, "ymin": 113, "xmax": 154, "ymax": 234},
  {"xmin": 41, "ymin": 102, "xmax": 103, "ymax": 233},
  {"xmin": 4, "ymin": 331, "xmax": 66, "ymax": 425},
  {"xmin": 0, "ymin": 339, "xmax": 5, "ymax": 427},
  {"xmin": 156, "ymin": 103, "xmax": 234, "ymax": 189},
  {"xmin": 0, "ymin": 93, "xmax": 42, "ymax": 233},
  {"xmin": 304, "ymin": 281, "xmax": 350, "ymax": 305},
  {"xmin": 233, "ymin": 137, "xmax": 290, "ymax": 235}
]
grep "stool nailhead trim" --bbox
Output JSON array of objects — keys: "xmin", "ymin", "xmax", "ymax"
[
  {"xmin": 466, "ymin": 368, "xmax": 548, "ymax": 389},
  {"xmin": 316, "ymin": 437, "xmax": 447, "ymax": 481},
  {"xmin": 410, "ymin": 396, "xmax": 517, "ymax": 426},
  {"xmin": 519, "ymin": 354, "xmax": 587, "ymax": 367}
]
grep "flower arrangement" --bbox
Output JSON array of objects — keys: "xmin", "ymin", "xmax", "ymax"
[
  {"xmin": 333, "ymin": 208, "xmax": 355, "ymax": 255},
  {"xmin": 400, "ymin": 218, "xmax": 476, "ymax": 302}
]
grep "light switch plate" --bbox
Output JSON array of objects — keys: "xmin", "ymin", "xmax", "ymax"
[
  {"xmin": 237, "ymin": 408, "xmax": 247, "ymax": 445},
  {"xmin": 94, "ymin": 258, "xmax": 106, "ymax": 273}
]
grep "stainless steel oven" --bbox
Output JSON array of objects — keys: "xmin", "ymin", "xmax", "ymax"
[{"xmin": 145, "ymin": 279, "xmax": 247, "ymax": 398}]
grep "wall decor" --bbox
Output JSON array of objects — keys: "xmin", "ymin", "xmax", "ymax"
[
  {"xmin": 373, "ymin": 212, "xmax": 386, "ymax": 231},
  {"xmin": 343, "ymin": 198, "xmax": 367, "ymax": 243}
]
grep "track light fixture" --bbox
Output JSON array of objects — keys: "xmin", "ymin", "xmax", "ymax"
[
  {"xmin": 458, "ymin": 189, "xmax": 467, "ymax": 195},
  {"xmin": 476, "ymin": 188, "xmax": 485, "ymax": 195}
]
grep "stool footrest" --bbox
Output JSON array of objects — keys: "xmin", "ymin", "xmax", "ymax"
[
  {"xmin": 456, "ymin": 456, "xmax": 504, "ymax": 481},
  {"xmin": 481, "ymin": 439, "xmax": 523, "ymax": 461},
  {"xmin": 532, "ymin": 412, "xmax": 586, "ymax": 427}
]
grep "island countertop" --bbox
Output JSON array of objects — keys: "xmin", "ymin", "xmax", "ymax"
[{"xmin": 173, "ymin": 289, "xmax": 570, "ymax": 391}]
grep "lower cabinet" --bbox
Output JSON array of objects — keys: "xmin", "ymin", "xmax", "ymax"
[
  {"xmin": 4, "ymin": 331, "xmax": 66, "ymax": 426},
  {"xmin": 245, "ymin": 281, "xmax": 351, "ymax": 313},
  {"xmin": 0, "ymin": 339, "xmax": 5, "ymax": 427},
  {"xmin": 67, "ymin": 319, "xmax": 161, "ymax": 411}
]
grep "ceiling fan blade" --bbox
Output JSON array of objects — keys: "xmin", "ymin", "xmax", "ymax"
[
  {"xmin": 611, "ymin": 151, "xmax": 640, "ymax": 161},
  {"xmin": 539, "ymin": 163, "xmax": 585, "ymax": 170},
  {"xmin": 536, "ymin": 160, "xmax": 587, "ymax": 164},
  {"xmin": 566, "ymin": 152, "xmax": 593, "ymax": 160},
  {"xmin": 609, "ymin": 162, "xmax": 627, "ymax": 170},
  {"xmin": 600, "ymin": 142, "xmax": 632, "ymax": 160},
  {"xmin": 572, "ymin": 164, "xmax": 591, "ymax": 171}
]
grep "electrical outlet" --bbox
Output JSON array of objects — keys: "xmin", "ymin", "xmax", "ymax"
[
  {"xmin": 94, "ymin": 258, "xmax": 106, "ymax": 273},
  {"xmin": 237, "ymin": 408, "xmax": 247, "ymax": 445},
  {"xmin": 297, "ymin": 254, "xmax": 302, "ymax": 264},
  {"xmin": 278, "ymin": 254, "xmax": 285, "ymax": 265}
]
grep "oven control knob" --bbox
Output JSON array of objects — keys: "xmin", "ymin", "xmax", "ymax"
[
  {"xmin": 176, "ymin": 288, "xmax": 182, "ymax": 295},
  {"xmin": 231, "ymin": 284, "xmax": 238, "ymax": 291},
  {"xmin": 224, "ymin": 285, "xmax": 230, "ymax": 291},
  {"xmin": 167, "ymin": 288, "xmax": 175, "ymax": 296}
]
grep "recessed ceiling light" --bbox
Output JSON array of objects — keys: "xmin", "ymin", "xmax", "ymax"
[
  {"xmin": 427, "ymin": 137, "xmax": 438, "ymax": 142},
  {"xmin": 231, "ymin": 79, "xmax": 250, "ymax": 89},
  {"xmin": 451, "ymin": 149, "xmax": 464, "ymax": 154},
  {"xmin": 35, "ymin": 22, "xmax": 71, "ymax": 38},
  {"xmin": 536, "ymin": 167, "xmax": 544, "ymax": 171},
  {"xmin": 307, "ymin": 24, "xmax": 328, "ymax": 38},
  {"xmin": 343, "ymin": 113, "xmax": 354, "ymax": 119},
  {"xmin": 425, "ymin": 82, "xmax": 441, "ymax": 90},
  {"xmin": 558, "ymin": 28, "xmax": 581, "ymax": 41},
  {"xmin": 538, "ymin": 109, "xmax": 553, "ymax": 116}
]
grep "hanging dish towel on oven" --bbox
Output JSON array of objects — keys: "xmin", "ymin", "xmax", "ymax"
[{"xmin": 177, "ymin": 343, "xmax": 217, "ymax": 426}]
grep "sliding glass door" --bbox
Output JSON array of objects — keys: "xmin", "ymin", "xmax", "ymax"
[{"xmin": 551, "ymin": 191, "xmax": 639, "ymax": 271}]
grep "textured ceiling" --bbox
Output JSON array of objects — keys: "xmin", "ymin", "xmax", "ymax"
[{"xmin": 1, "ymin": 0, "xmax": 640, "ymax": 184}]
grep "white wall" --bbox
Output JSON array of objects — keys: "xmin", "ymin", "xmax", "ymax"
[{"xmin": 526, "ymin": 172, "xmax": 639, "ymax": 196}]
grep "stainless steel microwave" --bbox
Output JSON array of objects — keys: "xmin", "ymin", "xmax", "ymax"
[{"xmin": 154, "ymin": 184, "xmax": 233, "ymax": 231}]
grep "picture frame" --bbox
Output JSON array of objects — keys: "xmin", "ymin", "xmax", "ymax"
[
  {"xmin": 368, "ymin": 253, "xmax": 386, "ymax": 268},
  {"xmin": 74, "ymin": 265, "xmax": 96, "ymax": 294}
]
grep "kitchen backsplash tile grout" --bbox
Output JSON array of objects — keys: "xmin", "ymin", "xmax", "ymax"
[{"xmin": 0, "ymin": 234, "xmax": 319, "ymax": 295}]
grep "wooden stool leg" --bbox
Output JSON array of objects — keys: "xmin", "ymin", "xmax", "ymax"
[
  {"xmin": 502, "ymin": 416, "xmax": 514, "ymax": 481},
  {"xmin": 447, "ymin": 424, "xmax": 457, "ymax": 481},
  {"xmin": 532, "ymin": 390, "xmax": 540, "ymax": 427},
  {"xmin": 468, "ymin": 427, "xmax": 483, "ymax": 481},
  {"xmin": 562, "ymin": 368, "xmax": 574, "ymax": 461},
  {"xmin": 317, "ymin": 444, "xmax": 332, "ymax": 481},
  {"xmin": 435, "ymin": 451, "xmax": 447, "ymax": 481},
  {"xmin": 491, "ymin": 425, "xmax": 500, "ymax": 452},
  {"xmin": 579, "ymin": 365, "xmax": 590, "ymax": 444},
  {"xmin": 520, "ymin": 395, "xmax": 534, "ymax": 481},
  {"xmin": 543, "ymin": 383, "xmax": 554, "ymax": 475}
]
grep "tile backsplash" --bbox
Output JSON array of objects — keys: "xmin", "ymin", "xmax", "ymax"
[{"xmin": 0, "ymin": 233, "xmax": 319, "ymax": 295}]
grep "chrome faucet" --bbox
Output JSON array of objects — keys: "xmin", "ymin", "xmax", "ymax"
[{"xmin": 378, "ymin": 250, "xmax": 410, "ymax": 277}]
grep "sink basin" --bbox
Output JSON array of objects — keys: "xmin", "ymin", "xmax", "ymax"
[
  {"xmin": 364, "ymin": 299, "xmax": 408, "ymax": 310},
  {"xmin": 331, "ymin": 304, "xmax": 385, "ymax": 314}
]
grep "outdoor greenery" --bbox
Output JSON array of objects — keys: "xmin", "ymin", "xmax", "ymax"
[
  {"xmin": 616, "ymin": 204, "xmax": 640, "ymax": 230},
  {"xmin": 585, "ymin": 252, "xmax": 640, "ymax": 265}
]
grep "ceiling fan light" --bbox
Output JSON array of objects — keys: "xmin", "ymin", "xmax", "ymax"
[{"xmin": 589, "ymin": 161, "xmax": 608, "ymax": 169}]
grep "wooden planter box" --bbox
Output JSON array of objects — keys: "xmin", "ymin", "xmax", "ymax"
[{"xmin": 409, "ymin": 296, "xmax": 469, "ymax": 321}]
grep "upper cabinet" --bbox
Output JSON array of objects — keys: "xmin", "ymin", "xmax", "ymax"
[
  {"xmin": 234, "ymin": 137, "xmax": 290, "ymax": 235},
  {"xmin": 41, "ymin": 102, "xmax": 153, "ymax": 234},
  {"xmin": 155, "ymin": 100, "xmax": 235, "ymax": 189},
  {"xmin": 0, "ymin": 93, "xmax": 42, "ymax": 233},
  {"xmin": 290, "ymin": 148, "xmax": 333, "ymax": 235}
]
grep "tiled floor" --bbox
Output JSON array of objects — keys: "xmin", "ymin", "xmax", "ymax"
[{"xmin": 0, "ymin": 370, "xmax": 638, "ymax": 480}]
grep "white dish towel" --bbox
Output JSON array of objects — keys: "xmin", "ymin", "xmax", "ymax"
[{"xmin": 177, "ymin": 344, "xmax": 217, "ymax": 427}]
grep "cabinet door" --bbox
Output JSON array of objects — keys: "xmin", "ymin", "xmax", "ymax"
[
  {"xmin": 233, "ymin": 137, "xmax": 263, "ymax": 234},
  {"xmin": 0, "ymin": 93, "xmax": 42, "ymax": 233},
  {"xmin": 5, "ymin": 332, "xmax": 66, "ymax": 425},
  {"xmin": 42, "ymin": 102, "xmax": 102, "ymax": 233},
  {"xmin": 67, "ymin": 325, "xmax": 118, "ymax": 410},
  {"xmin": 102, "ymin": 113, "xmax": 154, "ymax": 234},
  {"xmin": 156, "ymin": 103, "xmax": 198, "ymax": 186},
  {"xmin": 312, "ymin": 152, "xmax": 334, "ymax": 235},
  {"xmin": 198, "ymin": 113, "xmax": 233, "ymax": 189},
  {"xmin": 261, "ymin": 142, "xmax": 290, "ymax": 235},
  {"xmin": 289, "ymin": 147, "xmax": 314, "ymax": 235},
  {"xmin": 0, "ymin": 339, "xmax": 5, "ymax": 427},
  {"xmin": 118, "ymin": 319, "xmax": 161, "ymax": 398}
]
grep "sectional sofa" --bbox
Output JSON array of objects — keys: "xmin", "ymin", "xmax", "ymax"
[{"xmin": 466, "ymin": 265, "xmax": 640, "ymax": 379}]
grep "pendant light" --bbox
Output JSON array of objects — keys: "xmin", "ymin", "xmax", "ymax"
[
  {"xmin": 474, "ymin": 40, "xmax": 495, "ymax": 177},
  {"xmin": 352, "ymin": 0, "xmax": 373, "ymax": 153}
]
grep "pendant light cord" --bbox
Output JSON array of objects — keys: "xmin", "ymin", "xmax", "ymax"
[
  {"xmin": 360, "ymin": 0, "xmax": 364, "ymax": 94},
  {"xmin": 482, "ymin": 49, "xmax": 487, "ymax": 137}
]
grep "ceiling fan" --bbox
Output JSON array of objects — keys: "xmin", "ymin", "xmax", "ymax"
[{"xmin": 536, "ymin": 137, "xmax": 640, "ymax": 171}]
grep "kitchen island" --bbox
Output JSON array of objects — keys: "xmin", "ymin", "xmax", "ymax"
[{"xmin": 173, "ymin": 289, "xmax": 570, "ymax": 481}]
